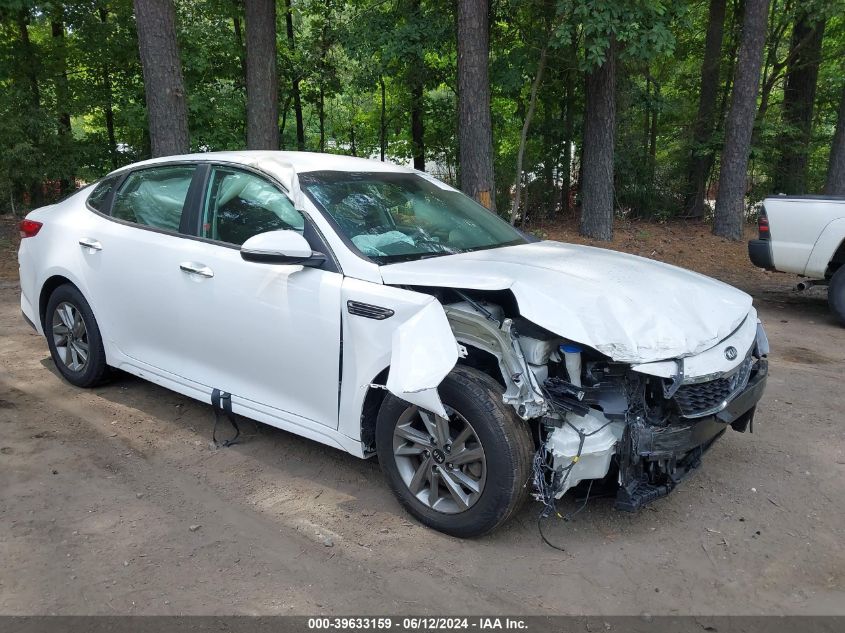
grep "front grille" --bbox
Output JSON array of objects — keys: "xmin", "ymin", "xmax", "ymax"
[{"xmin": 673, "ymin": 357, "xmax": 754, "ymax": 418}]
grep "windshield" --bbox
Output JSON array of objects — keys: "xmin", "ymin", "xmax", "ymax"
[{"xmin": 298, "ymin": 171, "xmax": 527, "ymax": 263}]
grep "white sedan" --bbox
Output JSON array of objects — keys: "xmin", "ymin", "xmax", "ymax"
[{"xmin": 18, "ymin": 151, "xmax": 769, "ymax": 537}]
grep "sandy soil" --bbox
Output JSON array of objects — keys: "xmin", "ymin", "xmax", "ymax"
[{"xmin": 0, "ymin": 214, "xmax": 843, "ymax": 615}]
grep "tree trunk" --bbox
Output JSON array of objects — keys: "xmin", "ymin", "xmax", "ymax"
[
  {"xmin": 18, "ymin": 12, "xmax": 39, "ymax": 110},
  {"xmin": 51, "ymin": 12, "xmax": 73, "ymax": 194},
  {"xmin": 644, "ymin": 71, "xmax": 658, "ymax": 189},
  {"xmin": 232, "ymin": 2, "xmax": 247, "ymax": 87},
  {"xmin": 99, "ymin": 8, "xmax": 118, "ymax": 170},
  {"xmin": 649, "ymin": 80, "xmax": 658, "ymax": 171},
  {"xmin": 104, "ymin": 79, "xmax": 117, "ymax": 169},
  {"xmin": 717, "ymin": 0, "xmax": 739, "ymax": 129},
  {"xmin": 18, "ymin": 9, "xmax": 43, "ymax": 207},
  {"xmin": 684, "ymin": 0, "xmax": 726, "ymax": 218},
  {"xmin": 318, "ymin": 5, "xmax": 329, "ymax": 153},
  {"xmin": 771, "ymin": 14, "xmax": 825, "ymax": 194},
  {"xmin": 279, "ymin": 94, "xmax": 292, "ymax": 146},
  {"xmin": 755, "ymin": 0, "xmax": 782, "ymax": 124},
  {"xmin": 756, "ymin": 4, "xmax": 823, "ymax": 126},
  {"xmin": 380, "ymin": 75, "xmax": 387, "ymax": 161},
  {"xmin": 457, "ymin": 0, "xmax": 495, "ymax": 210},
  {"xmin": 644, "ymin": 72, "xmax": 652, "ymax": 158},
  {"xmin": 410, "ymin": 83, "xmax": 425, "ymax": 170},
  {"xmin": 285, "ymin": 0, "xmax": 305, "ymax": 150},
  {"xmin": 824, "ymin": 82, "xmax": 845, "ymax": 196},
  {"xmin": 409, "ymin": 0, "xmax": 425, "ymax": 170},
  {"xmin": 509, "ymin": 45, "xmax": 547, "ymax": 225},
  {"xmin": 560, "ymin": 34, "xmax": 576, "ymax": 215},
  {"xmin": 244, "ymin": 0, "xmax": 279, "ymax": 150},
  {"xmin": 580, "ymin": 40, "xmax": 616, "ymax": 241},
  {"xmin": 133, "ymin": 0, "xmax": 190, "ymax": 157},
  {"xmin": 319, "ymin": 88, "xmax": 325, "ymax": 152},
  {"xmin": 713, "ymin": 0, "xmax": 770, "ymax": 241}
]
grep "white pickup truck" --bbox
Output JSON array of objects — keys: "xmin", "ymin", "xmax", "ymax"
[{"xmin": 748, "ymin": 195, "xmax": 845, "ymax": 324}]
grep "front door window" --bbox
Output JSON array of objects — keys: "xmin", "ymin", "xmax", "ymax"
[{"xmin": 202, "ymin": 167, "xmax": 304, "ymax": 245}]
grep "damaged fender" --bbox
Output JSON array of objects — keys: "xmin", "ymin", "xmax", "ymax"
[
  {"xmin": 339, "ymin": 278, "xmax": 466, "ymax": 448},
  {"xmin": 385, "ymin": 300, "xmax": 460, "ymax": 418}
]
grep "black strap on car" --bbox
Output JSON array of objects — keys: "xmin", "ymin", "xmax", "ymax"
[{"xmin": 211, "ymin": 388, "xmax": 240, "ymax": 448}]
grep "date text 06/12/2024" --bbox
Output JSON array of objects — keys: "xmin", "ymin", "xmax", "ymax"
[{"xmin": 307, "ymin": 618, "xmax": 528, "ymax": 630}]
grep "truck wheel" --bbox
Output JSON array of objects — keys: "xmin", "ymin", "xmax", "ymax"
[
  {"xmin": 45, "ymin": 284, "xmax": 109, "ymax": 388},
  {"xmin": 829, "ymin": 266, "xmax": 845, "ymax": 326},
  {"xmin": 376, "ymin": 365, "xmax": 534, "ymax": 538}
]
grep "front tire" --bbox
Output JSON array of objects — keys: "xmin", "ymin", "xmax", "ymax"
[
  {"xmin": 45, "ymin": 284, "xmax": 109, "ymax": 388},
  {"xmin": 376, "ymin": 366, "xmax": 534, "ymax": 537},
  {"xmin": 829, "ymin": 266, "xmax": 845, "ymax": 326}
]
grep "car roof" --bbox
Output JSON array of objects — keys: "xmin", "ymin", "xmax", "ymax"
[
  {"xmin": 112, "ymin": 150, "xmax": 413, "ymax": 183},
  {"xmin": 105, "ymin": 150, "xmax": 417, "ymax": 210}
]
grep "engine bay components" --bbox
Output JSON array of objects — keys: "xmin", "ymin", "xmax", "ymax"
[
  {"xmin": 561, "ymin": 343, "xmax": 583, "ymax": 388},
  {"xmin": 544, "ymin": 409, "xmax": 624, "ymax": 498},
  {"xmin": 443, "ymin": 301, "xmax": 548, "ymax": 420}
]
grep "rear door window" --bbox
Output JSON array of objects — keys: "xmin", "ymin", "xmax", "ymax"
[{"xmin": 111, "ymin": 165, "xmax": 197, "ymax": 232}]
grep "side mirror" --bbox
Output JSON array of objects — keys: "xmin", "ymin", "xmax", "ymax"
[{"xmin": 240, "ymin": 230, "xmax": 326, "ymax": 267}]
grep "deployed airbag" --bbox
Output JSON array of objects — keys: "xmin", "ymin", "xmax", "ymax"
[{"xmin": 352, "ymin": 231, "xmax": 416, "ymax": 256}]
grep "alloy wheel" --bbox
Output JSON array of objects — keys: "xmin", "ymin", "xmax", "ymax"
[
  {"xmin": 392, "ymin": 405, "xmax": 487, "ymax": 513},
  {"xmin": 51, "ymin": 301, "xmax": 89, "ymax": 372}
]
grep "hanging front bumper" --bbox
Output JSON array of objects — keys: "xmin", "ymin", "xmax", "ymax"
[{"xmin": 615, "ymin": 358, "xmax": 768, "ymax": 512}]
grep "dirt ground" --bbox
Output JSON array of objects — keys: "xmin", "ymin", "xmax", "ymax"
[{"xmin": 0, "ymin": 214, "xmax": 843, "ymax": 615}]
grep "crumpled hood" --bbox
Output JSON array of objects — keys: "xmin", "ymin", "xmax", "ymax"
[{"xmin": 379, "ymin": 241, "xmax": 753, "ymax": 364}]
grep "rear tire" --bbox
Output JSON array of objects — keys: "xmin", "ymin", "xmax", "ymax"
[
  {"xmin": 376, "ymin": 365, "xmax": 534, "ymax": 538},
  {"xmin": 829, "ymin": 266, "xmax": 845, "ymax": 326},
  {"xmin": 45, "ymin": 284, "xmax": 109, "ymax": 388}
]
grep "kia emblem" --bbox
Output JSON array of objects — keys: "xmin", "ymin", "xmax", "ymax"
[{"xmin": 724, "ymin": 346, "xmax": 738, "ymax": 361}]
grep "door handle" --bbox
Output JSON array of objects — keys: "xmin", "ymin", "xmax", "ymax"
[
  {"xmin": 78, "ymin": 238, "xmax": 102, "ymax": 251},
  {"xmin": 180, "ymin": 262, "xmax": 214, "ymax": 278}
]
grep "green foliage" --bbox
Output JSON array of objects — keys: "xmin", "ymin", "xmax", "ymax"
[
  {"xmin": 0, "ymin": 0, "xmax": 843, "ymax": 223},
  {"xmin": 177, "ymin": 0, "xmax": 247, "ymax": 151},
  {"xmin": 559, "ymin": 0, "xmax": 683, "ymax": 70}
]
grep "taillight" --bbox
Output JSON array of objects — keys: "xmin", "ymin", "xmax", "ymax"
[
  {"xmin": 19, "ymin": 219, "xmax": 43, "ymax": 238},
  {"xmin": 757, "ymin": 210, "xmax": 770, "ymax": 240}
]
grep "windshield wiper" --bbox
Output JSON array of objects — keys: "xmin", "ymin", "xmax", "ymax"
[
  {"xmin": 378, "ymin": 250, "xmax": 456, "ymax": 264},
  {"xmin": 461, "ymin": 239, "xmax": 526, "ymax": 254}
]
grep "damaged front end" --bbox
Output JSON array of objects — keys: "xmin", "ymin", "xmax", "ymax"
[
  {"xmin": 442, "ymin": 297, "xmax": 769, "ymax": 514},
  {"xmin": 543, "ymin": 334, "xmax": 768, "ymax": 512}
]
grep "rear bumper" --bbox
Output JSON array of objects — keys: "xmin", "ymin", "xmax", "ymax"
[
  {"xmin": 615, "ymin": 359, "xmax": 768, "ymax": 511},
  {"xmin": 748, "ymin": 239, "xmax": 775, "ymax": 270}
]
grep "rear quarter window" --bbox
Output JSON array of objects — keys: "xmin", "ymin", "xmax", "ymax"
[{"xmin": 87, "ymin": 176, "xmax": 120, "ymax": 212}]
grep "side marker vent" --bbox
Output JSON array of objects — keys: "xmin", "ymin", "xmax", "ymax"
[{"xmin": 347, "ymin": 300, "xmax": 395, "ymax": 320}]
